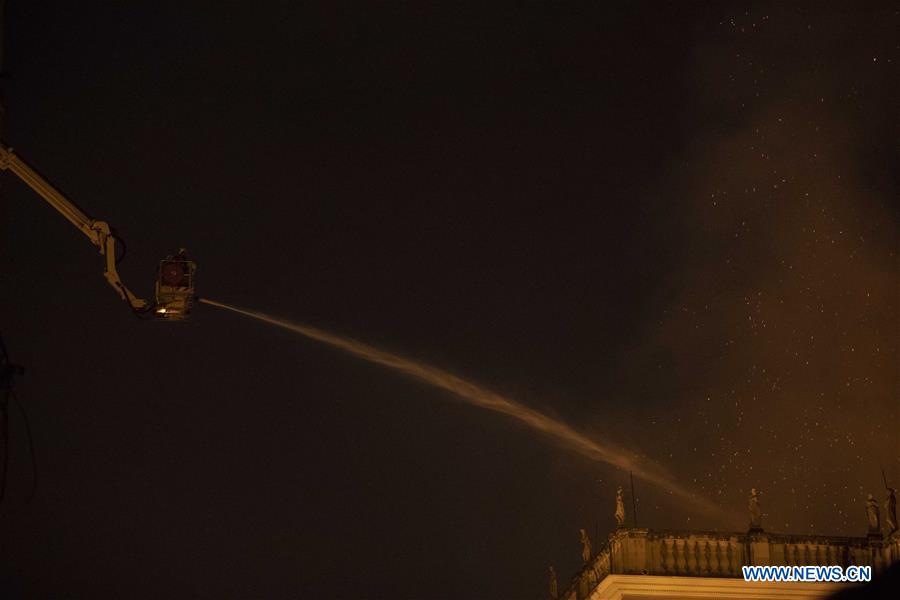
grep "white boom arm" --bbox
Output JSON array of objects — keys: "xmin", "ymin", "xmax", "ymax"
[{"xmin": 0, "ymin": 145, "xmax": 149, "ymax": 310}]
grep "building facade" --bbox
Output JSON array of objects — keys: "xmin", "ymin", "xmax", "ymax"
[{"xmin": 559, "ymin": 527, "xmax": 900, "ymax": 599}]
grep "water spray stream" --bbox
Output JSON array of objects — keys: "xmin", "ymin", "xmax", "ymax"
[{"xmin": 200, "ymin": 298, "xmax": 730, "ymax": 520}]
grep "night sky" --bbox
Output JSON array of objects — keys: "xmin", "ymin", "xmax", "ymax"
[{"xmin": 0, "ymin": 2, "xmax": 896, "ymax": 598}]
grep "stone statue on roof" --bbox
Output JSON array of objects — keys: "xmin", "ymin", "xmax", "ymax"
[
  {"xmin": 749, "ymin": 488, "xmax": 762, "ymax": 530},
  {"xmin": 867, "ymin": 493, "xmax": 881, "ymax": 534},
  {"xmin": 615, "ymin": 486, "xmax": 626, "ymax": 528},
  {"xmin": 579, "ymin": 528, "xmax": 592, "ymax": 563}
]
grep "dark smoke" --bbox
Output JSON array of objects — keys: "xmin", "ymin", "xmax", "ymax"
[{"xmin": 600, "ymin": 4, "xmax": 897, "ymax": 534}]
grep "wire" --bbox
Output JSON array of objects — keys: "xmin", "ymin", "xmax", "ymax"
[
  {"xmin": 10, "ymin": 390, "xmax": 37, "ymax": 505},
  {"xmin": 0, "ymin": 332, "xmax": 8, "ymax": 362},
  {"xmin": 112, "ymin": 232, "xmax": 127, "ymax": 265},
  {"xmin": 106, "ymin": 233, "xmax": 159, "ymax": 317},
  {"xmin": 0, "ymin": 331, "xmax": 34, "ymax": 506},
  {"xmin": 0, "ymin": 399, "xmax": 7, "ymax": 505},
  {"xmin": 0, "ymin": 332, "xmax": 10, "ymax": 505}
]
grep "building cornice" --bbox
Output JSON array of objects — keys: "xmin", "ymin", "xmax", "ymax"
[{"xmin": 588, "ymin": 574, "xmax": 848, "ymax": 600}]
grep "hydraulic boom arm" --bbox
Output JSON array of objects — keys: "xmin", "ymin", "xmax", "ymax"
[
  {"xmin": 0, "ymin": 145, "xmax": 149, "ymax": 309},
  {"xmin": 0, "ymin": 144, "xmax": 197, "ymax": 317}
]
